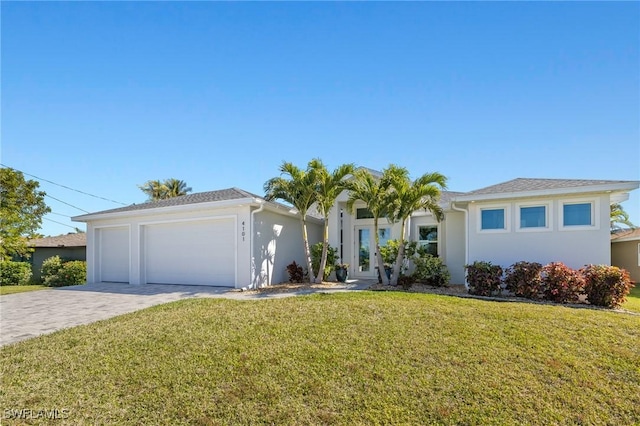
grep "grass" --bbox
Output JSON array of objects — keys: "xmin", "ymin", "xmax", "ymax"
[
  {"xmin": 0, "ymin": 285, "xmax": 49, "ymax": 296},
  {"xmin": 623, "ymin": 283, "xmax": 640, "ymax": 313},
  {"xmin": 1, "ymin": 292, "xmax": 639, "ymax": 425}
]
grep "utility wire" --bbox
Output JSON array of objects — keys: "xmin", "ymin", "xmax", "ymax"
[
  {"xmin": 43, "ymin": 217, "xmax": 79, "ymax": 230},
  {"xmin": 1, "ymin": 164, "xmax": 127, "ymax": 205},
  {"xmin": 45, "ymin": 194, "xmax": 90, "ymax": 213},
  {"xmin": 49, "ymin": 211, "xmax": 73, "ymax": 218}
]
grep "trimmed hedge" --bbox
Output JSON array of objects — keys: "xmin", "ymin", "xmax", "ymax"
[
  {"xmin": 0, "ymin": 261, "xmax": 32, "ymax": 286},
  {"xmin": 466, "ymin": 261, "xmax": 503, "ymax": 296},
  {"xmin": 41, "ymin": 256, "xmax": 86, "ymax": 287},
  {"xmin": 582, "ymin": 264, "xmax": 633, "ymax": 308},
  {"xmin": 541, "ymin": 262, "xmax": 585, "ymax": 304},
  {"xmin": 504, "ymin": 261, "xmax": 543, "ymax": 299}
]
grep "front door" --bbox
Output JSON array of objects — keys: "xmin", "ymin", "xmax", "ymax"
[{"xmin": 354, "ymin": 225, "xmax": 391, "ymax": 278}]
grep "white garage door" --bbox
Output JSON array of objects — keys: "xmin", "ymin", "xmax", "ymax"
[
  {"xmin": 144, "ymin": 218, "xmax": 235, "ymax": 286},
  {"xmin": 98, "ymin": 227, "xmax": 130, "ymax": 283}
]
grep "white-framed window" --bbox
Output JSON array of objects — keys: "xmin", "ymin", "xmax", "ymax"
[
  {"xmin": 417, "ymin": 225, "xmax": 438, "ymax": 256},
  {"xmin": 478, "ymin": 205, "xmax": 510, "ymax": 233},
  {"xmin": 559, "ymin": 198, "xmax": 599, "ymax": 231},
  {"xmin": 516, "ymin": 202, "xmax": 551, "ymax": 232}
]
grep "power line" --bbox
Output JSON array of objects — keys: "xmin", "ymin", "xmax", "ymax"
[
  {"xmin": 45, "ymin": 194, "xmax": 90, "ymax": 213},
  {"xmin": 43, "ymin": 217, "xmax": 79, "ymax": 230},
  {"xmin": 1, "ymin": 164, "xmax": 127, "ymax": 205},
  {"xmin": 49, "ymin": 211, "xmax": 72, "ymax": 218}
]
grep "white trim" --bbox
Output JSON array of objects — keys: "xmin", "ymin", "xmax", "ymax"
[
  {"xmin": 515, "ymin": 202, "xmax": 552, "ymax": 233},
  {"xmin": 559, "ymin": 197, "xmax": 600, "ymax": 231},
  {"xmin": 477, "ymin": 204, "xmax": 510, "ymax": 233},
  {"xmin": 416, "ymin": 223, "xmax": 440, "ymax": 256}
]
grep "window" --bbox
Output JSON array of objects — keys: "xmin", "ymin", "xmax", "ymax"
[
  {"xmin": 563, "ymin": 203, "xmax": 592, "ymax": 226},
  {"xmin": 418, "ymin": 226, "xmax": 438, "ymax": 256},
  {"xmin": 356, "ymin": 208, "xmax": 374, "ymax": 219},
  {"xmin": 481, "ymin": 208, "xmax": 505, "ymax": 230},
  {"xmin": 520, "ymin": 206, "xmax": 546, "ymax": 228}
]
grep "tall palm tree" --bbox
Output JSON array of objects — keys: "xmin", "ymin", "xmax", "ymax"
[
  {"xmin": 309, "ymin": 159, "xmax": 355, "ymax": 283},
  {"xmin": 346, "ymin": 168, "xmax": 394, "ymax": 285},
  {"xmin": 164, "ymin": 179, "xmax": 192, "ymax": 198},
  {"xmin": 610, "ymin": 203, "xmax": 635, "ymax": 231},
  {"xmin": 385, "ymin": 166, "xmax": 447, "ymax": 285},
  {"xmin": 264, "ymin": 162, "xmax": 318, "ymax": 283},
  {"xmin": 138, "ymin": 178, "xmax": 192, "ymax": 201}
]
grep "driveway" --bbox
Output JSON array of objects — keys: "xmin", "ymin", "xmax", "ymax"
[{"xmin": 0, "ymin": 281, "xmax": 370, "ymax": 346}]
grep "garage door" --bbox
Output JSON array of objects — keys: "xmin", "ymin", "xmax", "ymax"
[
  {"xmin": 144, "ymin": 218, "xmax": 235, "ymax": 286},
  {"xmin": 98, "ymin": 227, "xmax": 130, "ymax": 283}
]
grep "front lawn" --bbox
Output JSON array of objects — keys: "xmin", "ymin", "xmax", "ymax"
[
  {"xmin": 624, "ymin": 283, "xmax": 640, "ymax": 313},
  {"xmin": 1, "ymin": 292, "xmax": 638, "ymax": 424},
  {"xmin": 0, "ymin": 285, "xmax": 49, "ymax": 296}
]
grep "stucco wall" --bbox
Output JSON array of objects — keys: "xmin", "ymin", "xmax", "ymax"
[
  {"xmin": 611, "ymin": 240, "xmax": 640, "ymax": 283},
  {"xmin": 467, "ymin": 194, "xmax": 611, "ymax": 270},
  {"xmin": 30, "ymin": 247, "xmax": 86, "ymax": 282},
  {"xmin": 443, "ymin": 211, "xmax": 466, "ymax": 285}
]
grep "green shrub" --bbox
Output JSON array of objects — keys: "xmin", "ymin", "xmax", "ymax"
[
  {"xmin": 0, "ymin": 261, "xmax": 32, "ymax": 286},
  {"xmin": 379, "ymin": 240, "xmax": 419, "ymax": 269},
  {"xmin": 311, "ymin": 243, "xmax": 338, "ymax": 281},
  {"xmin": 581, "ymin": 264, "xmax": 633, "ymax": 308},
  {"xmin": 286, "ymin": 261, "xmax": 304, "ymax": 283},
  {"xmin": 466, "ymin": 261, "xmax": 503, "ymax": 296},
  {"xmin": 397, "ymin": 274, "xmax": 415, "ymax": 290},
  {"xmin": 541, "ymin": 262, "xmax": 584, "ymax": 304},
  {"xmin": 41, "ymin": 256, "xmax": 86, "ymax": 287},
  {"xmin": 504, "ymin": 261, "xmax": 543, "ymax": 299},
  {"xmin": 414, "ymin": 254, "xmax": 451, "ymax": 287}
]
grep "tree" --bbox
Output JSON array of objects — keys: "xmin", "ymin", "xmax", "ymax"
[
  {"xmin": 138, "ymin": 178, "xmax": 192, "ymax": 201},
  {"xmin": 385, "ymin": 166, "xmax": 447, "ymax": 285},
  {"xmin": 610, "ymin": 203, "xmax": 635, "ymax": 231},
  {"xmin": 308, "ymin": 159, "xmax": 355, "ymax": 283},
  {"xmin": 264, "ymin": 162, "xmax": 318, "ymax": 283},
  {"xmin": 0, "ymin": 168, "xmax": 51, "ymax": 260},
  {"xmin": 346, "ymin": 168, "xmax": 394, "ymax": 285}
]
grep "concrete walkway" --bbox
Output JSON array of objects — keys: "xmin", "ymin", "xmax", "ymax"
[{"xmin": 0, "ymin": 281, "xmax": 371, "ymax": 347}]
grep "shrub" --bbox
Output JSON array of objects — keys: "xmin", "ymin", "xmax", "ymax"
[
  {"xmin": 504, "ymin": 261, "xmax": 543, "ymax": 299},
  {"xmin": 286, "ymin": 261, "xmax": 304, "ymax": 283},
  {"xmin": 41, "ymin": 256, "xmax": 86, "ymax": 287},
  {"xmin": 581, "ymin": 264, "xmax": 633, "ymax": 308},
  {"xmin": 413, "ymin": 254, "xmax": 451, "ymax": 287},
  {"xmin": 311, "ymin": 243, "xmax": 338, "ymax": 281},
  {"xmin": 0, "ymin": 261, "xmax": 32, "ymax": 286},
  {"xmin": 397, "ymin": 274, "xmax": 415, "ymax": 290},
  {"xmin": 466, "ymin": 261, "xmax": 503, "ymax": 296},
  {"xmin": 541, "ymin": 262, "xmax": 584, "ymax": 304},
  {"xmin": 380, "ymin": 240, "xmax": 418, "ymax": 271}
]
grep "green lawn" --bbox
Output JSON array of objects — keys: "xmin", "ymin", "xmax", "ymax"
[
  {"xmin": 1, "ymin": 292, "xmax": 639, "ymax": 425},
  {"xmin": 0, "ymin": 285, "xmax": 49, "ymax": 296},
  {"xmin": 624, "ymin": 283, "xmax": 640, "ymax": 313}
]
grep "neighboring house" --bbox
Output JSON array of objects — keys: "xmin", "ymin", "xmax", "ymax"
[
  {"xmin": 27, "ymin": 233, "xmax": 87, "ymax": 282},
  {"xmin": 72, "ymin": 188, "xmax": 322, "ymax": 288},
  {"xmin": 73, "ymin": 177, "xmax": 639, "ymax": 288},
  {"xmin": 611, "ymin": 228, "xmax": 640, "ymax": 283}
]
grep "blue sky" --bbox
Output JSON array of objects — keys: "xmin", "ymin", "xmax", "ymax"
[{"xmin": 2, "ymin": 2, "xmax": 639, "ymax": 236}]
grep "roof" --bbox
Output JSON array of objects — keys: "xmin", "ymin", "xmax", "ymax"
[
  {"xmin": 29, "ymin": 233, "xmax": 86, "ymax": 248},
  {"xmin": 454, "ymin": 178, "xmax": 639, "ymax": 202},
  {"xmin": 611, "ymin": 228, "xmax": 640, "ymax": 242}
]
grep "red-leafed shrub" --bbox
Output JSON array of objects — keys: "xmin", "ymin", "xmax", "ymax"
[
  {"xmin": 286, "ymin": 261, "xmax": 304, "ymax": 283},
  {"xmin": 466, "ymin": 261, "xmax": 503, "ymax": 296},
  {"xmin": 581, "ymin": 264, "xmax": 633, "ymax": 308},
  {"xmin": 541, "ymin": 262, "xmax": 584, "ymax": 304},
  {"xmin": 504, "ymin": 261, "xmax": 543, "ymax": 299}
]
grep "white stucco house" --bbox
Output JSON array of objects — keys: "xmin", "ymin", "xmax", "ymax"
[{"xmin": 73, "ymin": 176, "xmax": 639, "ymax": 288}]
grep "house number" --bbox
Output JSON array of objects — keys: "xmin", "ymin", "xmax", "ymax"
[{"xmin": 241, "ymin": 221, "xmax": 245, "ymax": 241}]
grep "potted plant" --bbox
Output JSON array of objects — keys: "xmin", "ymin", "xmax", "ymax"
[{"xmin": 335, "ymin": 262, "xmax": 349, "ymax": 283}]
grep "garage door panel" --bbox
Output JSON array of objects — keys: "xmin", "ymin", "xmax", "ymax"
[
  {"xmin": 144, "ymin": 219, "xmax": 235, "ymax": 286},
  {"xmin": 99, "ymin": 227, "xmax": 129, "ymax": 283}
]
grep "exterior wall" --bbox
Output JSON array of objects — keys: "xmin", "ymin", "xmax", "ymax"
[
  {"xmin": 85, "ymin": 206, "xmax": 250, "ymax": 288},
  {"xmin": 611, "ymin": 240, "xmax": 640, "ymax": 283},
  {"xmin": 30, "ymin": 247, "xmax": 86, "ymax": 282},
  {"xmin": 252, "ymin": 209, "xmax": 322, "ymax": 287},
  {"xmin": 443, "ymin": 211, "xmax": 466, "ymax": 285},
  {"xmin": 467, "ymin": 194, "xmax": 611, "ymax": 270}
]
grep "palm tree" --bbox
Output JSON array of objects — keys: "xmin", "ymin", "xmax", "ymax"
[
  {"xmin": 164, "ymin": 179, "xmax": 192, "ymax": 198},
  {"xmin": 385, "ymin": 166, "xmax": 447, "ymax": 285},
  {"xmin": 264, "ymin": 162, "xmax": 318, "ymax": 283},
  {"xmin": 611, "ymin": 203, "xmax": 635, "ymax": 231},
  {"xmin": 309, "ymin": 159, "xmax": 355, "ymax": 283},
  {"xmin": 346, "ymin": 168, "xmax": 394, "ymax": 285},
  {"xmin": 139, "ymin": 178, "xmax": 192, "ymax": 201}
]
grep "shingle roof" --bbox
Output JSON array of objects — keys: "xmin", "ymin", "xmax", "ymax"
[
  {"xmin": 464, "ymin": 178, "xmax": 637, "ymax": 196},
  {"xmin": 29, "ymin": 233, "xmax": 86, "ymax": 247},
  {"xmin": 76, "ymin": 188, "xmax": 261, "ymax": 217},
  {"xmin": 611, "ymin": 228, "xmax": 640, "ymax": 241}
]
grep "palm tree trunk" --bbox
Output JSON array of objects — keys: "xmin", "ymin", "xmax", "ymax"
[
  {"xmin": 315, "ymin": 221, "xmax": 329, "ymax": 283},
  {"xmin": 300, "ymin": 218, "xmax": 315, "ymax": 283},
  {"xmin": 374, "ymin": 217, "xmax": 390, "ymax": 285},
  {"xmin": 390, "ymin": 219, "xmax": 406, "ymax": 286}
]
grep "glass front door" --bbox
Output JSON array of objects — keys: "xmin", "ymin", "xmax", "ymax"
[{"xmin": 354, "ymin": 226, "xmax": 391, "ymax": 278}]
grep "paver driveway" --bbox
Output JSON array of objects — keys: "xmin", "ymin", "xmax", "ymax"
[{"xmin": 0, "ymin": 281, "xmax": 370, "ymax": 346}]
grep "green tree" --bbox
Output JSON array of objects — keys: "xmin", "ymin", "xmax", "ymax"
[
  {"xmin": 308, "ymin": 159, "xmax": 355, "ymax": 283},
  {"xmin": 264, "ymin": 162, "xmax": 318, "ymax": 283},
  {"xmin": 385, "ymin": 166, "xmax": 447, "ymax": 285},
  {"xmin": 139, "ymin": 178, "xmax": 192, "ymax": 201},
  {"xmin": 0, "ymin": 168, "xmax": 51, "ymax": 260},
  {"xmin": 346, "ymin": 168, "xmax": 394, "ymax": 285},
  {"xmin": 610, "ymin": 203, "xmax": 635, "ymax": 231}
]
